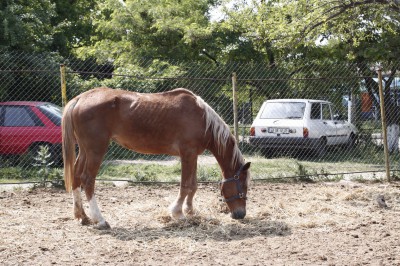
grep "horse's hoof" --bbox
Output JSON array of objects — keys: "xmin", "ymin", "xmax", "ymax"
[
  {"xmin": 171, "ymin": 213, "xmax": 185, "ymax": 220},
  {"xmin": 183, "ymin": 207, "xmax": 195, "ymax": 216},
  {"xmin": 169, "ymin": 204, "xmax": 184, "ymax": 220},
  {"xmin": 94, "ymin": 221, "xmax": 111, "ymax": 230}
]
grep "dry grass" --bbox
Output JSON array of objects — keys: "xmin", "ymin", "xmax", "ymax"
[{"xmin": 1, "ymin": 181, "xmax": 400, "ymax": 265}]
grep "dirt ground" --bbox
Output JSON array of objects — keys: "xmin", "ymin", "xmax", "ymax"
[{"xmin": 1, "ymin": 181, "xmax": 400, "ymax": 265}]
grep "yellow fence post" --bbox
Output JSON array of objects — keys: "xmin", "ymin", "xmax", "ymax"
[
  {"xmin": 60, "ymin": 64, "xmax": 67, "ymax": 107},
  {"xmin": 377, "ymin": 68, "xmax": 391, "ymax": 182},
  {"xmin": 232, "ymin": 72, "xmax": 239, "ymax": 143}
]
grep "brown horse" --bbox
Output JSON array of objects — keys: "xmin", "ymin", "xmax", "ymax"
[{"xmin": 62, "ymin": 87, "xmax": 251, "ymax": 229}]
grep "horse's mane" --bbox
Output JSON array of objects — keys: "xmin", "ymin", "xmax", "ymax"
[{"xmin": 196, "ymin": 96, "xmax": 243, "ymax": 166}]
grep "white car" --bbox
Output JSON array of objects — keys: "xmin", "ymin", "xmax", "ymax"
[{"xmin": 249, "ymin": 99, "xmax": 358, "ymax": 157}]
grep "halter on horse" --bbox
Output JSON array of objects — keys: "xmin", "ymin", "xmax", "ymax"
[{"xmin": 62, "ymin": 87, "xmax": 251, "ymax": 229}]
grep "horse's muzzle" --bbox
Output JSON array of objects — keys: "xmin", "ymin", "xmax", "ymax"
[{"xmin": 231, "ymin": 210, "xmax": 246, "ymax": 219}]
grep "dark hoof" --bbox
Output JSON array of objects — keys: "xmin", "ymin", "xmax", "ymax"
[{"xmin": 94, "ymin": 221, "xmax": 111, "ymax": 230}]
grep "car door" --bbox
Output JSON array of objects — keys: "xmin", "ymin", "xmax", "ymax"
[
  {"xmin": 331, "ymin": 105, "xmax": 350, "ymax": 144},
  {"xmin": 0, "ymin": 105, "xmax": 44, "ymax": 154},
  {"xmin": 320, "ymin": 103, "xmax": 338, "ymax": 145},
  {"xmin": 308, "ymin": 102, "xmax": 336, "ymax": 144}
]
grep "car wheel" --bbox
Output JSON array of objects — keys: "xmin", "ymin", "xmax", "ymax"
[
  {"xmin": 315, "ymin": 138, "xmax": 327, "ymax": 158},
  {"xmin": 346, "ymin": 133, "xmax": 357, "ymax": 149},
  {"xmin": 261, "ymin": 148, "xmax": 275, "ymax": 158},
  {"xmin": 295, "ymin": 149, "xmax": 310, "ymax": 159}
]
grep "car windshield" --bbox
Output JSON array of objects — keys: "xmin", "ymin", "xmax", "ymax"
[
  {"xmin": 38, "ymin": 103, "xmax": 62, "ymax": 126},
  {"xmin": 260, "ymin": 102, "xmax": 306, "ymax": 119}
]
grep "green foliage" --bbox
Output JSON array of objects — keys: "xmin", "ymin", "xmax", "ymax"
[
  {"xmin": 197, "ymin": 165, "xmax": 220, "ymax": 182},
  {"xmin": 98, "ymin": 163, "xmax": 182, "ymax": 182},
  {"xmin": 262, "ymin": 0, "xmax": 400, "ymax": 52},
  {"xmin": 0, "ymin": 0, "xmax": 97, "ymax": 55},
  {"xmin": 0, "ymin": 0, "xmax": 56, "ymax": 52},
  {"xmin": 51, "ymin": 0, "xmax": 97, "ymax": 56},
  {"xmin": 76, "ymin": 0, "xmax": 214, "ymax": 63},
  {"xmin": 0, "ymin": 51, "xmax": 64, "ymax": 103},
  {"xmin": 32, "ymin": 145, "xmax": 63, "ymax": 187},
  {"xmin": 32, "ymin": 145, "xmax": 53, "ymax": 186},
  {"xmin": 214, "ymin": 0, "xmax": 400, "ymax": 70},
  {"xmin": 0, "ymin": 167, "xmax": 32, "ymax": 181},
  {"xmin": 0, "ymin": 159, "xmax": 62, "ymax": 183}
]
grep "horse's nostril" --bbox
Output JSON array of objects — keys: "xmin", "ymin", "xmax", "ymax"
[{"xmin": 231, "ymin": 211, "xmax": 246, "ymax": 219}]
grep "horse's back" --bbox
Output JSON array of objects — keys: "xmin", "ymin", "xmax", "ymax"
[
  {"xmin": 74, "ymin": 87, "xmax": 197, "ymax": 112},
  {"xmin": 71, "ymin": 87, "xmax": 209, "ymax": 155}
]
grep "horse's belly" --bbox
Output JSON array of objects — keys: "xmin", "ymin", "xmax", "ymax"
[{"xmin": 113, "ymin": 136, "xmax": 180, "ymax": 156}]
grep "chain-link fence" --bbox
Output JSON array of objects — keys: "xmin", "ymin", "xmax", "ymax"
[{"xmin": 1, "ymin": 51, "xmax": 399, "ymax": 182}]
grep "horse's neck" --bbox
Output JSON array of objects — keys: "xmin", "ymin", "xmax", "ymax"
[{"xmin": 209, "ymin": 137, "xmax": 243, "ymax": 179}]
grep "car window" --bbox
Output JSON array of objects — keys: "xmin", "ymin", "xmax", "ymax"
[
  {"xmin": 38, "ymin": 103, "xmax": 62, "ymax": 126},
  {"xmin": 260, "ymin": 102, "xmax": 306, "ymax": 119},
  {"xmin": 4, "ymin": 106, "xmax": 43, "ymax": 127},
  {"xmin": 322, "ymin": 104, "xmax": 332, "ymax": 120},
  {"xmin": 331, "ymin": 106, "xmax": 345, "ymax": 120},
  {"xmin": 310, "ymin": 103, "xmax": 321, "ymax": 119}
]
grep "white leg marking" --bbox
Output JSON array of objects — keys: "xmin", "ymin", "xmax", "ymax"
[
  {"xmin": 88, "ymin": 195, "xmax": 108, "ymax": 227},
  {"xmin": 169, "ymin": 197, "xmax": 185, "ymax": 219}
]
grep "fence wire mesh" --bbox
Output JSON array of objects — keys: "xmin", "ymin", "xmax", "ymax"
[{"xmin": 1, "ymin": 51, "xmax": 399, "ymax": 182}]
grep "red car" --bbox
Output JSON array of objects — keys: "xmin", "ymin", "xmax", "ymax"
[{"xmin": 0, "ymin": 101, "xmax": 63, "ymax": 165}]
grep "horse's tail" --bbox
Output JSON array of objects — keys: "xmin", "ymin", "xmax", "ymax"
[{"xmin": 62, "ymin": 99, "xmax": 77, "ymax": 193}]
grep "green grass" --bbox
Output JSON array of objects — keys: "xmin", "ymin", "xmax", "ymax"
[
  {"xmin": 1, "ymin": 142, "xmax": 397, "ymax": 184},
  {"xmin": 97, "ymin": 162, "xmax": 221, "ymax": 183},
  {"xmin": 98, "ymin": 163, "xmax": 182, "ymax": 182},
  {"xmin": 0, "ymin": 166, "xmax": 63, "ymax": 183}
]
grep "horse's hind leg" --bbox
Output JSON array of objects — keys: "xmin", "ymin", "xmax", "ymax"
[
  {"xmin": 72, "ymin": 150, "xmax": 91, "ymax": 225},
  {"xmin": 81, "ymin": 148, "xmax": 110, "ymax": 230},
  {"xmin": 170, "ymin": 152, "xmax": 198, "ymax": 219}
]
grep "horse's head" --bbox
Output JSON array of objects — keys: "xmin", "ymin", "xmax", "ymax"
[{"xmin": 220, "ymin": 162, "xmax": 251, "ymax": 219}]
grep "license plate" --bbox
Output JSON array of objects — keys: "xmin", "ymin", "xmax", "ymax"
[{"xmin": 268, "ymin": 127, "xmax": 290, "ymax": 134}]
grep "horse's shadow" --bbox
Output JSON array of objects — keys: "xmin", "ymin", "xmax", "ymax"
[{"xmin": 94, "ymin": 216, "xmax": 291, "ymax": 242}]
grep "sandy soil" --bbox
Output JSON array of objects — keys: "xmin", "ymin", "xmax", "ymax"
[{"xmin": 1, "ymin": 181, "xmax": 400, "ymax": 265}]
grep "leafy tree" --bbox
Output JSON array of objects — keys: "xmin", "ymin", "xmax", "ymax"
[
  {"xmin": 50, "ymin": 0, "xmax": 98, "ymax": 56},
  {"xmin": 214, "ymin": 0, "xmax": 400, "ymax": 68},
  {"xmin": 0, "ymin": 0, "xmax": 98, "ymax": 103},
  {"xmin": 215, "ymin": 1, "xmax": 400, "ymax": 113},
  {"xmin": 77, "ymin": 0, "xmax": 216, "ymax": 64},
  {"xmin": 0, "ymin": 0, "xmax": 97, "ymax": 54},
  {"xmin": 263, "ymin": 0, "xmax": 400, "ymax": 129},
  {"xmin": 0, "ymin": 0, "xmax": 56, "ymax": 52}
]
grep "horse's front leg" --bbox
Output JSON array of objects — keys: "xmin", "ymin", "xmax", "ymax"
[
  {"xmin": 170, "ymin": 152, "xmax": 198, "ymax": 219},
  {"xmin": 183, "ymin": 178, "xmax": 197, "ymax": 216}
]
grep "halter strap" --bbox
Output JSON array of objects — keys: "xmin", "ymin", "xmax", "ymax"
[{"xmin": 220, "ymin": 164, "xmax": 247, "ymax": 202}]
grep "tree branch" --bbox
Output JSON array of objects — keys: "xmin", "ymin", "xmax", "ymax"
[{"xmin": 301, "ymin": 0, "xmax": 400, "ymax": 38}]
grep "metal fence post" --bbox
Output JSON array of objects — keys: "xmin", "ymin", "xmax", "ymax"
[
  {"xmin": 348, "ymin": 91, "xmax": 352, "ymax": 124},
  {"xmin": 60, "ymin": 64, "xmax": 67, "ymax": 107},
  {"xmin": 377, "ymin": 68, "xmax": 391, "ymax": 182},
  {"xmin": 232, "ymin": 72, "xmax": 239, "ymax": 142}
]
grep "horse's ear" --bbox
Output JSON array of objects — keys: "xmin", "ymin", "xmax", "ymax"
[{"xmin": 243, "ymin": 162, "xmax": 251, "ymax": 171}]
